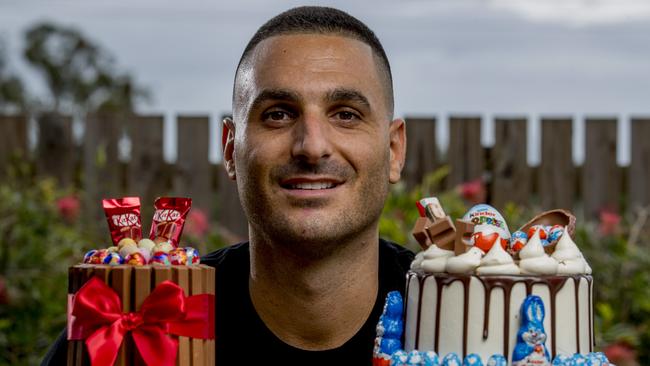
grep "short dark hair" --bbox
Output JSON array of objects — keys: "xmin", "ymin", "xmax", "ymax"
[{"xmin": 234, "ymin": 6, "xmax": 394, "ymax": 115}]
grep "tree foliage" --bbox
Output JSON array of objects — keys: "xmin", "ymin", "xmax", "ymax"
[
  {"xmin": 23, "ymin": 22, "xmax": 147, "ymax": 114},
  {"xmin": 0, "ymin": 40, "xmax": 26, "ymax": 113}
]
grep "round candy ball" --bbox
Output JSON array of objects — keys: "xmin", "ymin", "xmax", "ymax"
[
  {"xmin": 137, "ymin": 247, "xmax": 152, "ymax": 263},
  {"xmin": 118, "ymin": 238, "xmax": 137, "ymax": 249},
  {"xmin": 548, "ymin": 225, "xmax": 565, "ymax": 244},
  {"xmin": 509, "ymin": 231, "xmax": 528, "ymax": 253},
  {"xmin": 150, "ymin": 251, "xmax": 171, "ymax": 266},
  {"xmin": 118, "ymin": 243, "xmax": 139, "ymax": 259},
  {"xmin": 125, "ymin": 252, "xmax": 146, "ymax": 266},
  {"xmin": 184, "ymin": 247, "xmax": 200, "ymax": 265},
  {"xmin": 169, "ymin": 248, "xmax": 188, "ymax": 265},
  {"xmin": 102, "ymin": 252, "xmax": 124, "ymax": 266},
  {"xmin": 83, "ymin": 249, "xmax": 98, "ymax": 264},
  {"xmin": 527, "ymin": 224, "xmax": 548, "ymax": 240},
  {"xmin": 89, "ymin": 249, "xmax": 109, "ymax": 264},
  {"xmin": 138, "ymin": 238, "xmax": 156, "ymax": 253},
  {"xmin": 153, "ymin": 241, "xmax": 174, "ymax": 254}
]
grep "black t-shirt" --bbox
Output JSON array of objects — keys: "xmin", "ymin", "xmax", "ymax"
[{"xmin": 41, "ymin": 238, "xmax": 413, "ymax": 365}]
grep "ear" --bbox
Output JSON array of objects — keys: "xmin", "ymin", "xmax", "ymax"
[
  {"xmin": 388, "ymin": 118, "xmax": 406, "ymax": 184},
  {"xmin": 534, "ymin": 300, "xmax": 544, "ymax": 323},
  {"xmin": 222, "ymin": 117, "xmax": 237, "ymax": 180},
  {"xmin": 526, "ymin": 302, "xmax": 534, "ymax": 323}
]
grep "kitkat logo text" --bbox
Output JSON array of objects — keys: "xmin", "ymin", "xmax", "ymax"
[
  {"xmin": 153, "ymin": 209, "xmax": 181, "ymax": 222},
  {"xmin": 111, "ymin": 213, "xmax": 141, "ymax": 227}
]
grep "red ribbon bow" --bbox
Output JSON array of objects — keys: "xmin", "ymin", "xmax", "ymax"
[{"xmin": 68, "ymin": 276, "xmax": 214, "ymax": 366}]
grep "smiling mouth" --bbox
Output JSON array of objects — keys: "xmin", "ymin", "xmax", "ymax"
[
  {"xmin": 284, "ymin": 182, "xmax": 337, "ymax": 190},
  {"xmin": 279, "ymin": 178, "xmax": 343, "ymax": 191}
]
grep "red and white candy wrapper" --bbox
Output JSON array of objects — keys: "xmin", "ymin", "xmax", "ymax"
[
  {"xmin": 102, "ymin": 197, "xmax": 143, "ymax": 246},
  {"xmin": 149, "ymin": 197, "xmax": 192, "ymax": 247}
]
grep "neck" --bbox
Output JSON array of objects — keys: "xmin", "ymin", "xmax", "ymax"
[{"xmin": 249, "ymin": 228, "xmax": 379, "ymax": 350}]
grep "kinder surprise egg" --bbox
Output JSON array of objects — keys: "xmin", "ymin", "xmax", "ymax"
[
  {"xmin": 125, "ymin": 252, "xmax": 146, "ymax": 266},
  {"xmin": 463, "ymin": 204, "xmax": 510, "ymax": 252},
  {"xmin": 150, "ymin": 251, "xmax": 171, "ymax": 266},
  {"xmin": 185, "ymin": 247, "xmax": 200, "ymax": 264},
  {"xmin": 102, "ymin": 252, "xmax": 124, "ymax": 265},
  {"xmin": 169, "ymin": 248, "xmax": 187, "ymax": 265}
]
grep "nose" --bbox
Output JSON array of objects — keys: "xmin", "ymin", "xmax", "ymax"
[{"xmin": 291, "ymin": 111, "xmax": 332, "ymax": 164}]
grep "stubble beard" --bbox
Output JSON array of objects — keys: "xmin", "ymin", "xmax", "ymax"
[{"xmin": 238, "ymin": 156, "xmax": 391, "ymax": 260}]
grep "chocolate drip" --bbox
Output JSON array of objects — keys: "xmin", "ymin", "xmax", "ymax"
[
  {"xmin": 587, "ymin": 277, "xmax": 593, "ymax": 352},
  {"xmin": 573, "ymin": 276, "xmax": 581, "ymax": 353},
  {"xmin": 407, "ymin": 272, "xmax": 593, "ymax": 360},
  {"xmin": 432, "ymin": 274, "xmax": 471, "ymax": 356},
  {"xmin": 476, "ymin": 276, "xmax": 516, "ymax": 358},
  {"xmin": 414, "ymin": 274, "xmax": 426, "ymax": 349}
]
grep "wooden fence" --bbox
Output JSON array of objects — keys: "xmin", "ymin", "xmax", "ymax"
[{"xmin": 0, "ymin": 113, "xmax": 649, "ymax": 240}]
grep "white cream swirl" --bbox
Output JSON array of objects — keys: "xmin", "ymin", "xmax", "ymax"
[
  {"xmin": 446, "ymin": 247, "xmax": 483, "ymax": 274},
  {"xmin": 416, "ymin": 245, "xmax": 455, "ymax": 273},
  {"xmin": 411, "ymin": 251, "xmax": 425, "ymax": 270},
  {"xmin": 519, "ymin": 231, "xmax": 559, "ymax": 275},
  {"xmin": 552, "ymin": 229, "xmax": 590, "ymax": 274},
  {"xmin": 476, "ymin": 238, "xmax": 520, "ymax": 275}
]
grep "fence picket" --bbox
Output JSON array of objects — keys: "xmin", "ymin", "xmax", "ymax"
[
  {"xmin": 0, "ymin": 115, "xmax": 28, "ymax": 179},
  {"xmin": 540, "ymin": 118, "xmax": 575, "ymax": 210},
  {"xmin": 491, "ymin": 117, "xmax": 530, "ymax": 209},
  {"xmin": 629, "ymin": 118, "xmax": 650, "ymax": 211},
  {"xmin": 174, "ymin": 115, "xmax": 213, "ymax": 218},
  {"xmin": 83, "ymin": 113, "xmax": 124, "ymax": 226},
  {"xmin": 403, "ymin": 117, "xmax": 438, "ymax": 189},
  {"xmin": 583, "ymin": 118, "xmax": 620, "ymax": 218},
  {"xmin": 37, "ymin": 113, "xmax": 74, "ymax": 187},
  {"xmin": 126, "ymin": 114, "xmax": 169, "ymax": 222},
  {"xmin": 447, "ymin": 116, "xmax": 483, "ymax": 189}
]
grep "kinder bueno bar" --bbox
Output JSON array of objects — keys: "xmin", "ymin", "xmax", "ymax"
[
  {"xmin": 102, "ymin": 197, "xmax": 143, "ymax": 246},
  {"xmin": 149, "ymin": 197, "xmax": 192, "ymax": 247},
  {"xmin": 413, "ymin": 197, "xmax": 456, "ymax": 251}
]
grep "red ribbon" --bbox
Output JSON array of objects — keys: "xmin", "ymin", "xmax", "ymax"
[{"xmin": 68, "ymin": 276, "xmax": 214, "ymax": 366}]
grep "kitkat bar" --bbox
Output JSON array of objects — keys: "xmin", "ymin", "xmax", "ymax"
[
  {"xmin": 149, "ymin": 197, "xmax": 192, "ymax": 247},
  {"xmin": 103, "ymin": 197, "xmax": 143, "ymax": 246}
]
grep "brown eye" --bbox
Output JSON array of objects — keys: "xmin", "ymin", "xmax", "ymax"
[
  {"xmin": 269, "ymin": 111, "xmax": 289, "ymax": 120},
  {"xmin": 262, "ymin": 109, "xmax": 295, "ymax": 125},
  {"xmin": 338, "ymin": 111, "xmax": 355, "ymax": 120}
]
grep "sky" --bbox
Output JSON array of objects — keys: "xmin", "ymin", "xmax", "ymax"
[{"xmin": 1, "ymin": 0, "xmax": 649, "ymax": 164}]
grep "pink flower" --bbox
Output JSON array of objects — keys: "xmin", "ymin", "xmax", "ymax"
[
  {"xmin": 599, "ymin": 208, "xmax": 621, "ymax": 236},
  {"xmin": 57, "ymin": 195, "xmax": 80, "ymax": 223},
  {"xmin": 458, "ymin": 178, "xmax": 486, "ymax": 205},
  {"xmin": 604, "ymin": 342, "xmax": 638, "ymax": 366},
  {"xmin": 185, "ymin": 208, "xmax": 210, "ymax": 238}
]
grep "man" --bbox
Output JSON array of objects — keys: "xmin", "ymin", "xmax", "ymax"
[{"xmin": 42, "ymin": 6, "xmax": 412, "ymax": 365}]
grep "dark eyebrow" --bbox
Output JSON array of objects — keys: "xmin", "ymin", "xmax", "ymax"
[
  {"xmin": 249, "ymin": 88, "xmax": 301, "ymax": 112},
  {"xmin": 325, "ymin": 88, "xmax": 371, "ymax": 109}
]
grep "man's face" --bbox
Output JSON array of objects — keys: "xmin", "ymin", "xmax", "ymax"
[{"xmin": 225, "ymin": 34, "xmax": 405, "ymax": 255}]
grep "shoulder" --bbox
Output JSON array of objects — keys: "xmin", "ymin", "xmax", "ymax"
[
  {"xmin": 200, "ymin": 241, "xmax": 250, "ymax": 269},
  {"xmin": 379, "ymin": 238, "xmax": 414, "ymax": 268}
]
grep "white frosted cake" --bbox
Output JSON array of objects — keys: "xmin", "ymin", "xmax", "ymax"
[{"xmin": 399, "ymin": 202, "xmax": 600, "ymax": 365}]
